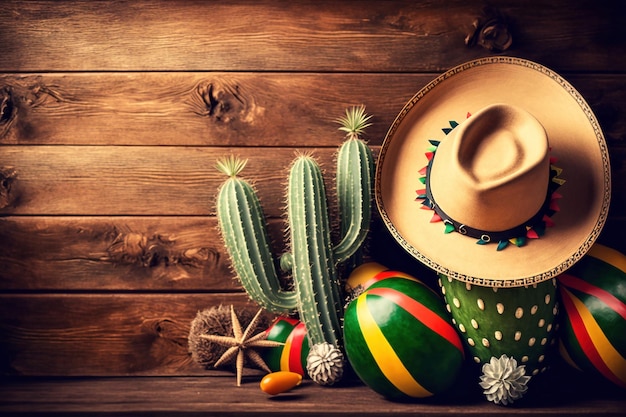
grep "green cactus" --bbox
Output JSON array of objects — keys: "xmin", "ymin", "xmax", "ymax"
[
  {"xmin": 215, "ymin": 155, "xmax": 299, "ymax": 313},
  {"xmin": 215, "ymin": 106, "xmax": 374, "ymax": 385},
  {"xmin": 335, "ymin": 105, "xmax": 373, "ymax": 268}
]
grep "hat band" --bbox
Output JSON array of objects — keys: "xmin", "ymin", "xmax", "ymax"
[{"xmin": 424, "ymin": 163, "xmax": 560, "ymax": 245}]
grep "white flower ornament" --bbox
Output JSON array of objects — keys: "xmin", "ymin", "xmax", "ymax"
[
  {"xmin": 306, "ymin": 342, "xmax": 344, "ymax": 386},
  {"xmin": 479, "ymin": 354, "xmax": 531, "ymax": 405}
]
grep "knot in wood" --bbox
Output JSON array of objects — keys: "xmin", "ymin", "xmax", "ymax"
[
  {"xmin": 1, "ymin": 88, "xmax": 15, "ymax": 123},
  {"xmin": 106, "ymin": 228, "xmax": 209, "ymax": 269},
  {"xmin": 107, "ymin": 230, "xmax": 153, "ymax": 267},
  {"xmin": 193, "ymin": 81, "xmax": 260, "ymax": 124},
  {"xmin": 142, "ymin": 318, "xmax": 179, "ymax": 337},
  {"xmin": 124, "ymin": 232, "xmax": 148, "ymax": 258},
  {"xmin": 179, "ymin": 247, "xmax": 212, "ymax": 267},
  {"xmin": 0, "ymin": 87, "xmax": 17, "ymax": 138},
  {"xmin": 0, "ymin": 167, "xmax": 18, "ymax": 209},
  {"xmin": 465, "ymin": 6, "xmax": 513, "ymax": 53}
]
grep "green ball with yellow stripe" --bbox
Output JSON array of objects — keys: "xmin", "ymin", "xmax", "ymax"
[
  {"xmin": 343, "ymin": 273, "xmax": 465, "ymax": 399},
  {"xmin": 558, "ymin": 243, "xmax": 626, "ymax": 389},
  {"xmin": 262, "ymin": 317, "xmax": 310, "ymax": 377}
]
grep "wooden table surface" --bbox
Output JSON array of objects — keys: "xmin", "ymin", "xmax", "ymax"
[{"xmin": 2, "ymin": 366, "xmax": 626, "ymax": 416}]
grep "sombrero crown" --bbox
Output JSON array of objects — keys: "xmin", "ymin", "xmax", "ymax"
[
  {"xmin": 376, "ymin": 57, "xmax": 611, "ymax": 287},
  {"xmin": 429, "ymin": 103, "xmax": 553, "ymax": 239}
]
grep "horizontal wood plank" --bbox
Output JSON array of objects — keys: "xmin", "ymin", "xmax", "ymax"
[
  {"xmin": 1, "ymin": 0, "xmax": 625, "ymax": 73},
  {"xmin": 0, "ymin": 217, "xmax": 286, "ymax": 291},
  {"xmin": 0, "ymin": 293, "xmax": 266, "ymax": 376},
  {"xmin": 0, "ymin": 73, "xmax": 414, "ymax": 147},
  {"xmin": 1, "ymin": 371, "xmax": 626, "ymax": 416},
  {"xmin": 0, "ymin": 146, "xmax": 356, "ymax": 216},
  {"xmin": 0, "ymin": 73, "xmax": 624, "ymax": 146}
]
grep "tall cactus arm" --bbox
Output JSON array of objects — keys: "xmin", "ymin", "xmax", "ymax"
[
  {"xmin": 288, "ymin": 155, "xmax": 344, "ymax": 348},
  {"xmin": 334, "ymin": 137, "xmax": 374, "ymax": 264},
  {"xmin": 216, "ymin": 163, "xmax": 298, "ymax": 313}
]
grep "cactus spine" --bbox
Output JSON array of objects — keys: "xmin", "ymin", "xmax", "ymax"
[{"xmin": 215, "ymin": 106, "xmax": 374, "ymax": 385}]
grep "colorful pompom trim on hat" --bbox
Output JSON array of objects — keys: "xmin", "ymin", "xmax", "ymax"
[{"xmin": 415, "ymin": 113, "xmax": 565, "ymax": 251}]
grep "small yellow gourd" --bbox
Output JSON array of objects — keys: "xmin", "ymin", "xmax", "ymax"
[{"xmin": 260, "ymin": 371, "xmax": 303, "ymax": 395}]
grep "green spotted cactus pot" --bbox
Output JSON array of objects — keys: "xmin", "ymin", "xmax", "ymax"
[{"xmin": 438, "ymin": 274, "xmax": 558, "ymax": 377}]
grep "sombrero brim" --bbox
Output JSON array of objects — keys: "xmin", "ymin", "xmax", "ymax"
[{"xmin": 375, "ymin": 57, "xmax": 611, "ymax": 287}]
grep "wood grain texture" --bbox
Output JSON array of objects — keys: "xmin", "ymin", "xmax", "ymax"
[
  {"xmin": 0, "ymin": 293, "xmax": 261, "ymax": 376},
  {"xmin": 0, "ymin": 73, "xmax": 624, "ymax": 146},
  {"xmin": 1, "ymin": 371, "xmax": 626, "ymax": 416},
  {"xmin": 0, "ymin": 217, "xmax": 286, "ymax": 291},
  {"xmin": 0, "ymin": 73, "xmax": 414, "ymax": 146},
  {"xmin": 1, "ymin": 0, "xmax": 625, "ymax": 72},
  {"xmin": 0, "ymin": 146, "xmax": 375, "ymax": 216}
]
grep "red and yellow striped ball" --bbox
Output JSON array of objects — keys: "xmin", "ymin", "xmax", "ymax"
[
  {"xmin": 558, "ymin": 243, "xmax": 626, "ymax": 389},
  {"xmin": 343, "ymin": 272, "xmax": 465, "ymax": 399},
  {"xmin": 345, "ymin": 262, "xmax": 417, "ymax": 296},
  {"xmin": 262, "ymin": 317, "xmax": 310, "ymax": 376}
]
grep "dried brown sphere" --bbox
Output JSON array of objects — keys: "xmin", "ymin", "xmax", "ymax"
[{"xmin": 188, "ymin": 305, "xmax": 272, "ymax": 370}]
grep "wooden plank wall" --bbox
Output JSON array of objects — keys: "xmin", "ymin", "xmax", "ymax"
[{"xmin": 1, "ymin": 0, "xmax": 625, "ymax": 377}]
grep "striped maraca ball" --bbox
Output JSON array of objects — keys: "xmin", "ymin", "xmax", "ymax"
[
  {"xmin": 345, "ymin": 262, "xmax": 418, "ymax": 297},
  {"xmin": 343, "ymin": 273, "xmax": 465, "ymax": 399},
  {"xmin": 558, "ymin": 243, "xmax": 626, "ymax": 389},
  {"xmin": 262, "ymin": 317, "xmax": 310, "ymax": 376}
]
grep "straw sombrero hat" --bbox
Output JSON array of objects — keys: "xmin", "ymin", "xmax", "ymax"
[{"xmin": 376, "ymin": 57, "xmax": 611, "ymax": 287}]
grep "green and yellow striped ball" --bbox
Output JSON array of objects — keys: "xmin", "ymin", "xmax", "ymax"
[
  {"xmin": 558, "ymin": 244, "xmax": 626, "ymax": 389},
  {"xmin": 343, "ymin": 273, "xmax": 465, "ymax": 399},
  {"xmin": 262, "ymin": 317, "xmax": 310, "ymax": 376}
]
